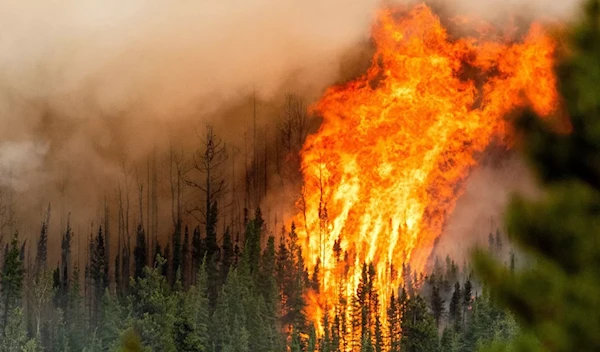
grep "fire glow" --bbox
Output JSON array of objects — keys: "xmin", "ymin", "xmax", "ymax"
[{"xmin": 295, "ymin": 3, "xmax": 558, "ymax": 337}]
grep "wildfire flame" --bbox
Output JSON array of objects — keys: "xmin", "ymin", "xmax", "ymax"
[{"xmin": 295, "ymin": 3, "xmax": 558, "ymax": 337}]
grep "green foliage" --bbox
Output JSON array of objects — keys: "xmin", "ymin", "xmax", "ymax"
[
  {"xmin": 1, "ymin": 307, "xmax": 32, "ymax": 352},
  {"xmin": 400, "ymin": 295, "xmax": 439, "ymax": 352},
  {"xmin": 474, "ymin": 1, "xmax": 600, "ymax": 351},
  {"xmin": 129, "ymin": 254, "xmax": 177, "ymax": 351},
  {"xmin": 1, "ymin": 232, "xmax": 24, "ymax": 338},
  {"xmin": 117, "ymin": 328, "xmax": 143, "ymax": 352}
]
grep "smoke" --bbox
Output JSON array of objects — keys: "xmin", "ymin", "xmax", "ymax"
[
  {"xmin": 0, "ymin": 0, "xmax": 585, "ymax": 258},
  {"xmin": 0, "ymin": 140, "xmax": 49, "ymax": 192},
  {"xmin": 434, "ymin": 0, "xmax": 582, "ymax": 22},
  {"xmin": 0, "ymin": 0, "xmax": 383, "ymax": 197},
  {"xmin": 431, "ymin": 150, "xmax": 540, "ymax": 264}
]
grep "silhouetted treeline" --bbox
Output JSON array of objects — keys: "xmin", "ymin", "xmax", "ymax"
[{"xmin": 0, "ymin": 200, "xmax": 518, "ymax": 352}]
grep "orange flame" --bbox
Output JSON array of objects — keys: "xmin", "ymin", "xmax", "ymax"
[{"xmin": 294, "ymin": 3, "xmax": 558, "ymax": 338}]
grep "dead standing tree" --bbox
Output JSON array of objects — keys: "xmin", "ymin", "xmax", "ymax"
[
  {"xmin": 277, "ymin": 94, "xmax": 311, "ymax": 184},
  {"xmin": 187, "ymin": 125, "xmax": 229, "ymax": 260}
]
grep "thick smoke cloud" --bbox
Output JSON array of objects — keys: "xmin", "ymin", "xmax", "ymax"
[
  {"xmin": 0, "ymin": 0, "xmax": 381, "ymax": 194},
  {"xmin": 0, "ymin": 0, "xmax": 584, "ymax": 257},
  {"xmin": 432, "ymin": 151, "xmax": 540, "ymax": 263},
  {"xmin": 0, "ymin": 0, "xmax": 582, "ymax": 191}
]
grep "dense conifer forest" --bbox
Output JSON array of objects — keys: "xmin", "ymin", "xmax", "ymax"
[{"xmin": 0, "ymin": 201, "xmax": 517, "ymax": 351}]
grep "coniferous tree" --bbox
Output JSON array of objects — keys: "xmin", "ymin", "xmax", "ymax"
[
  {"xmin": 133, "ymin": 224, "xmax": 147, "ymax": 280},
  {"xmin": 191, "ymin": 226, "xmax": 203, "ymax": 283},
  {"xmin": 1, "ymin": 307, "xmax": 38, "ymax": 352},
  {"xmin": 171, "ymin": 221, "xmax": 182, "ymax": 285},
  {"xmin": 243, "ymin": 208, "xmax": 264, "ymax": 275},
  {"xmin": 440, "ymin": 326, "xmax": 462, "ymax": 352},
  {"xmin": 387, "ymin": 290, "xmax": 402, "ymax": 352},
  {"xmin": 206, "ymin": 201, "xmax": 219, "ymax": 259},
  {"xmin": 163, "ymin": 243, "xmax": 171, "ymax": 278},
  {"xmin": 221, "ymin": 226, "xmax": 234, "ymax": 283},
  {"xmin": 129, "ymin": 254, "xmax": 177, "ymax": 351},
  {"xmin": 449, "ymin": 281, "xmax": 462, "ymax": 328},
  {"xmin": 59, "ymin": 217, "xmax": 72, "ymax": 306},
  {"xmin": 91, "ymin": 226, "xmax": 109, "ymax": 326},
  {"xmin": 97, "ymin": 289, "xmax": 125, "ymax": 350},
  {"xmin": 1, "ymin": 232, "xmax": 24, "ymax": 337},
  {"xmin": 173, "ymin": 262, "xmax": 209, "ymax": 352},
  {"xmin": 181, "ymin": 225, "xmax": 190, "ymax": 287},
  {"xmin": 430, "ymin": 283, "xmax": 445, "ymax": 328},
  {"xmin": 494, "ymin": 228, "xmax": 503, "ymax": 256},
  {"xmin": 400, "ymin": 295, "xmax": 438, "ymax": 352},
  {"xmin": 65, "ymin": 264, "xmax": 86, "ymax": 352},
  {"xmin": 463, "ymin": 278, "xmax": 473, "ymax": 327},
  {"xmin": 30, "ymin": 269, "xmax": 55, "ymax": 341},
  {"xmin": 36, "ymin": 204, "xmax": 51, "ymax": 272},
  {"xmin": 115, "ymin": 252, "xmax": 121, "ymax": 295}
]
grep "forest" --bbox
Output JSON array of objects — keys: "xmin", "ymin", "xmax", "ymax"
[{"xmin": 2, "ymin": 0, "xmax": 600, "ymax": 351}]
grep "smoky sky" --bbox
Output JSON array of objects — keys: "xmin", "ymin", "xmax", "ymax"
[{"xmin": 0, "ymin": 0, "xmax": 583, "ymax": 258}]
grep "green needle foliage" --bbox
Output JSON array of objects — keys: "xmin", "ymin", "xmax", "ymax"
[{"xmin": 474, "ymin": 1, "xmax": 600, "ymax": 351}]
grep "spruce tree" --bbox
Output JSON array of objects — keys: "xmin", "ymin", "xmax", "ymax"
[
  {"xmin": 191, "ymin": 226, "xmax": 203, "ymax": 283},
  {"xmin": 91, "ymin": 226, "xmax": 109, "ymax": 325},
  {"xmin": 400, "ymin": 295, "xmax": 438, "ymax": 352},
  {"xmin": 430, "ymin": 283, "xmax": 445, "ymax": 328},
  {"xmin": 173, "ymin": 263, "xmax": 209, "ymax": 352},
  {"xmin": 129, "ymin": 254, "xmax": 177, "ymax": 351},
  {"xmin": 221, "ymin": 226, "xmax": 234, "ymax": 283},
  {"xmin": 171, "ymin": 221, "xmax": 182, "ymax": 285},
  {"xmin": 1, "ymin": 232, "xmax": 24, "ymax": 337},
  {"xmin": 36, "ymin": 204, "xmax": 51, "ymax": 271},
  {"xmin": 133, "ymin": 224, "xmax": 147, "ymax": 280},
  {"xmin": 449, "ymin": 281, "xmax": 462, "ymax": 328},
  {"xmin": 181, "ymin": 225, "xmax": 190, "ymax": 287}
]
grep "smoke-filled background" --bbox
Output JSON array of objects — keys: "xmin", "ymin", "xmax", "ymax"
[{"xmin": 0, "ymin": 0, "xmax": 582, "ymax": 262}]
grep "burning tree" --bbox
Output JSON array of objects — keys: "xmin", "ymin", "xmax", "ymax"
[{"xmin": 295, "ymin": 2, "xmax": 559, "ymax": 340}]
